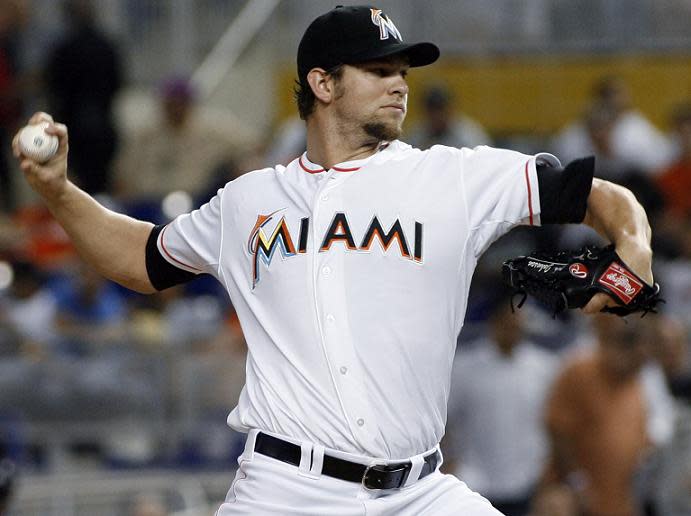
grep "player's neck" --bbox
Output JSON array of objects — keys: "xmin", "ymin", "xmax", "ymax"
[{"xmin": 305, "ymin": 119, "xmax": 382, "ymax": 170}]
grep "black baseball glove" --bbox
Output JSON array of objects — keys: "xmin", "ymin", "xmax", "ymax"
[{"xmin": 502, "ymin": 244, "xmax": 662, "ymax": 316}]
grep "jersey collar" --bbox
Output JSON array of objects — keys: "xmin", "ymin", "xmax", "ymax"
[{"xmin": 298, "ymin": 142, "xmax": 392, "ymax": 175}]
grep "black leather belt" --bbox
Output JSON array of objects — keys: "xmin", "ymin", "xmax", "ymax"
[{"xmin": 254, "ymin": 432, "xmax": 440, "ymax": 490}]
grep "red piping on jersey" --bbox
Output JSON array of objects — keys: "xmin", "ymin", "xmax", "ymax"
[
  {"xmin": 524, "ymin": 161, "xmax": 534, "ymax": 226},
  {"xmin": 160, "ymin": 225, "xmax": 203, "ymax": 272},
  {"xmin": 298, "ymin": 143, "xmax": 390, "ymax": 174},
  {"xmin": 299, "ymin": 155, "xmax": 361, "ymax": 174},
  {"xmin": 299, "ymin": 155, "xmax": 324, "ymax": 174}
]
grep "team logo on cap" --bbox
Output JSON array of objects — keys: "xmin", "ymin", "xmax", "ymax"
[{"xmin": 370, "ymin": 9, "xmax": 402, "ymax": 41}]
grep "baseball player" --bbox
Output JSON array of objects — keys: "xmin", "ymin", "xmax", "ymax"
[{"xmin": 12, "ymin": 5, "xmax": 655, "ymax": 515}]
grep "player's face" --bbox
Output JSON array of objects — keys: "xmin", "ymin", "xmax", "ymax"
[{"xmin": 333, "ymin": 56, "xmax": 410, "ymax": 141}]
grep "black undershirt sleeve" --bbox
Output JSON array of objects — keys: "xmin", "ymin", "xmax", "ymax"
[
  {"xmin": 145, "ymin": 225, "xmax": 198, "ymax": 291},
  {"xmin": 537, "ymin": 156, "xmax": 595, "ymax": 224}
]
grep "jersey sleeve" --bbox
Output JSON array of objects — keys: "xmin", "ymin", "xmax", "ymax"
[
  {"xmin": 460, "ymin": 146, "xmax": 560, "ymax": 256},
  {"xmin": 145, "ymin": 190, "xmax": 224, "ymax": 290},
  {"xmin": 536, "ymin": 156, "xmax": 594, "ymax": 224}
]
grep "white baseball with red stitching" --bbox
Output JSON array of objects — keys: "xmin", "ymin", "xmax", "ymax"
[{"xmin": 18, "ymin": 122, "xmax": 59, "ymax": 163}]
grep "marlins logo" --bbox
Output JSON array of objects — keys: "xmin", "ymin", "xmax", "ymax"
[
  {"xmin": 247, "ymin": 209, "xmax": 297, "ymax": 289},
  {"xmin": 370, "ymin": 9, "xmax": 402, "ymax": 41}
]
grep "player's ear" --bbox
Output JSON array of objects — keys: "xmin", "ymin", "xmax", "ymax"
[{"xmin": 307, "ymin": 68, "xmax": 336, "ymax": 104}]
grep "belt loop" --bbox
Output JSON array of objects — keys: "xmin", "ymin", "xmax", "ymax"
[
  {"xmin": 298, "ymin": 441, "xmax": 312, "ymax": 473},
  {"xmin": 403, "ymin": 454, "xmax": 424, "ymax": 488},
  {"xmin": 298, "ymin": 441, "xmax": 319, "ymax": 479},
  {"xmin": 310, "ymin": 444, "xmax": 325, "ymax": 477},
  {"xmin": 245, "ymin": 429, "xmax": 259, "ymax": 461}
]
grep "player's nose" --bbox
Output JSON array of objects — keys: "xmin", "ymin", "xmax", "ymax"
[{"xmin": 389, "ymin": 74, "xmax": 409, "ymax": 96}]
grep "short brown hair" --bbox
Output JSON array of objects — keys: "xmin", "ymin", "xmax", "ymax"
[{"xmin": 294, "ymin": 65, "xmax": 344, "ymax": 120}]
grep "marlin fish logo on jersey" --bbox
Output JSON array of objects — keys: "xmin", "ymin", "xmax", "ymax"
[
  {"xmin": 247, "ymin": 209, "xmax": 298, "ymax": 289},
  {"xmin": 370, "ymin": 9, "xmax": 403, "ymax": 41},
  {"xmin": 248, "ymin": 211, "xmax": 424, "ymax": 288}
]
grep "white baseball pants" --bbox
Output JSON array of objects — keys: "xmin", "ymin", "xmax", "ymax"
[{"xmin": 216, "ymin": 430, "xmax": 503, "ymax": 515}]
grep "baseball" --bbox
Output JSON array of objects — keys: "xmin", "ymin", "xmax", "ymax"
[{"xmin": 18, "ymin": 122, "xmax": 59, "ymax": 163}]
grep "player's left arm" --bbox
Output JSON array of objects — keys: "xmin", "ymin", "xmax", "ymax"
[
  {"xmin": 581, "ymin": 177, "xmax": 653, "ymax": 312},
  {"xmin": 537, "ymin": 156, "xmax": 653, "ymax": 313}
]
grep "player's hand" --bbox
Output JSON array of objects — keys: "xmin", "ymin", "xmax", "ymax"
[
  {"xmin": 583, "ymin": 240, "xmax": 653, "ymax": 314},
  {"xmin": 12, "ymin": 112, "xmax": 70, "ymax": 200},
  {"xmin": 583, "ymin": 292, "xmax": 615, "ymax": 314}
]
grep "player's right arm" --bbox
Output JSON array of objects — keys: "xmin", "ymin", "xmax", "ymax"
[{"xmin": 12, "ymin": 113, "xmax": 157, "ymax": 294}]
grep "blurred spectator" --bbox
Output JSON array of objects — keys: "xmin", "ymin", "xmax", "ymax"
[
  {"xmin": 650, "ymin": 315, "xmax": 691, "ymax": 402},
  {"xmin": 0, "ymin": 0, "xmax": 28, "ymax": 212},
  {"xmin": 0, "ymin": 417, "xmax": 21, "ymax": 516},
  {"xmin": 264, "ymin": 115, "xmax": 306, "ymax": 166},
  {"xmin": 581, "ymin": 102, "xmax": 641, "ymax": 182},
  {"xmin": 174, "ymin": 309, "xmax": 247, "ymax": 467},
  {"xmin": 536, "ymin": 315, "xmax": 665, "ymax": 516},
  {"xmin": 586, "ymin": 100, "xmax": 667, "ymax": 230},
  {"xmin": 652, "ymin": 404, "xmax": 691, "ymax": 516},
  {"xmin": 0, "ymin": 452, "xmax": 15, "ymax": 516},
  {"xmin": 552, "ymin": 75, "xmax": 673, "ymax": 174},
  {"xmin": 405, "ymin": 84, "xmax": 492, "ymax": 150},
  {"xmin": 445, "ymin": 299, "xmax": 559, "ymax": 516},
  {"xmin": 158, "ymin": 285, "xmax": 224, "ymax": 346},
  {"xmin": 44, "ymin": 0, "xmax": 123, "ymax": 194},
  {"xmin": 581, "ymin": 101, "xmax": 665, "ymax": 218},
  {"xmin": 114, "ymin": 76, "xmax": 244, "ymax": 206},
  {"xmin": 554, "ymin": 100, "xmax": 666, "ymax": 251},
  {"xmin": 197, "ymin": 146, "xmax": 265, "ymax": 206},
  {"xmin": 129, "ymin": 492, "xmax": 168, "ymax": 516},
  {"xmin": 531, "ymin": 482, "xmax": 579, "ymax": 516},
  {"xmin": 3, "ymin": 203, "xmax": 75, "ymax": 268},
  {"xmin": 0, "ymin": 259, "xmax": 58, "ymax": 356},
  {"xmin": 122, "ymin": 285, "xmax": 245, "ymax": 467},
  {"xmin": 655, "ymin": 215, "xmax": 691, "ymax": 324},
  {"xmin": 638, "ymin": 315, "xmax": 691, "ymax": 516},
  {"xmin": 52, "ymin": 261, "xmax": 128, "ymax": 354},
  {"xmin": 656, "ymin": 103, "xmax": 691, "ymax": 219}
]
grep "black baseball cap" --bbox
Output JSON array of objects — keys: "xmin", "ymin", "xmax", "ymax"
[{"xmin": 297, "ymin": 5, "xmax": 440, "ymax": 84}]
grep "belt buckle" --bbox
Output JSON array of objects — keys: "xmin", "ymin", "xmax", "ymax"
[{"xmin": 362, "ymin": 463, "xmax": 410, "ymax": 490}]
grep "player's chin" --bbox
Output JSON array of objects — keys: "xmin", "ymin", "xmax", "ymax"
[{"xmin": 363, "ymin": 119, "xmax": 403, "ymax": 141}]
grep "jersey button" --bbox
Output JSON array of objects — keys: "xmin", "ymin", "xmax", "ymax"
[
  {"xmin": 320, "ymin": 194, "xmax": 329, "ymax": 202},
  {"xmin": 322, "ymin": 266, "xmax": 332, "ymax": 276},
  {"xmin": 326, "ymin": 314, "xmax": 335, "ymax": 323},
  {"xmin": 356, "ymin": 418, "xmax": 365, "ymax": 427},
  {"xmin": 339, "ymin": 366, "xmax": 347, "ymax": 375}
]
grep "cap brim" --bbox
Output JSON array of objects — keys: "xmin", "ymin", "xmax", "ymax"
[{"xmin": 349, "ymin": 42, "xmax": 440, "ymax": 68}]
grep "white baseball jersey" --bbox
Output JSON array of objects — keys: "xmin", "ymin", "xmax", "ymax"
[{"xmin": 154, "ymin": 140, "xmax": 559, "ymax": 460}]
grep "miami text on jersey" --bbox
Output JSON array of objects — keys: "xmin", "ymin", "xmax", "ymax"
[{"xmin": 247, "ymin": 210, "xmax": 423, "ymax": 288}]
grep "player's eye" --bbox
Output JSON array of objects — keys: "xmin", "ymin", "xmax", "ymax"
[{"xmin": 365, "ymin": 63, "xmax": 408, "ymax": 78}]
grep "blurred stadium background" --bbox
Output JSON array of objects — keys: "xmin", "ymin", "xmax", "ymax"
[{"xmin": 0, "ymin": 0, "xmax": 690, "ymax": 514}]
